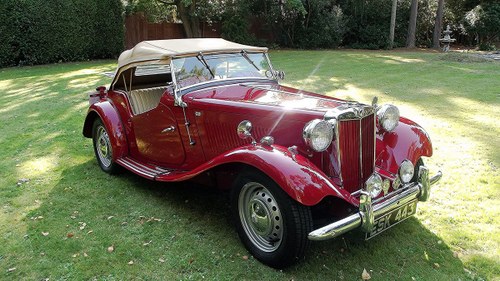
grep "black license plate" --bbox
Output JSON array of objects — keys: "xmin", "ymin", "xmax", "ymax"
[{"xmin": 365, "ymin": 200, "xmax": 418, "ymax": 240}]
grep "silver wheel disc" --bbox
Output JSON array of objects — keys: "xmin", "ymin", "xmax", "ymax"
[
  {"xmin": 96, "ymin": 125, "xmax": 112, "ymax": 168},
  {"xmin": 238, "ymin": 182, "xmax": 283, "ymax": 252}
]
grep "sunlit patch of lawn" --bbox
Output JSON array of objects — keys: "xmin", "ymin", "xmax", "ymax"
[{"xmin": 0, "ymin": 51, "xmax": 498, "ymax": 280}]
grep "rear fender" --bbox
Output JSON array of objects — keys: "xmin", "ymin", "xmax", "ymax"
[
  {"xmin": 157, "ymin": 144, "xmax": 356, "ymax": 206},
  {"xmin": 82, "ymin": 101, "xmax": 128, "ymax": 160},
  {"xmin": 376, "ymin": 117, "xmax": 433, "ymax": 174}
]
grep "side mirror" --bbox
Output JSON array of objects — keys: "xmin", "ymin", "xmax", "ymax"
[
  {"xmin": 237, "ymin": 120, "xmax": 253, "ymax": 139},
  {"xmin": 237, "ymin": 120, "xmax": 256, "ymax": 145}
]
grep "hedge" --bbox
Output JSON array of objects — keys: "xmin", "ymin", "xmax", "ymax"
[{"xmin": 0, "ymin": 0, "xmax": 123, "ymax": 67}]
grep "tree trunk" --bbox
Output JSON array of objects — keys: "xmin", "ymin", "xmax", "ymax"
[
  {"xmin": 175, "ymin": 2, "xmax": 201, "ymax": 38},
  {"xmin": 432, "ymin": 0, "xmax": 445, "ymax": 49},
  {"xmin": 406, "ymin": 0, "xmax": 418, "ymax": 48},
  {"xmin": 389, "ymin": 0, "xmax": 398, "ymax": 49}
]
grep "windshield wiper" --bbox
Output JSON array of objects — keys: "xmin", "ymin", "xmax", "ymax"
[
  {"xmin": 196, "ymin": 52, "xmax": 215, "ymax": 78},
  {"xmin": 241, "ymin": 51, "xmax": 260, "ymax": 71}
]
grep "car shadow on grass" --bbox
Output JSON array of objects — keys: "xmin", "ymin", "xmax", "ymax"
[{"xmin": 22, "ymin": 161, "xmax": 481, "ymax": 281}]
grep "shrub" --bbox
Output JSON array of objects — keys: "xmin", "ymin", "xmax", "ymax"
[{"xmin": 0, "ymin": 0, "xmax": 124, "ymax": 67}]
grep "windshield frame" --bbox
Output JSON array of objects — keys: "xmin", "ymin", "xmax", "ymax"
[{"xmin": 170, "ymin": 51, "xmax": 276, "ymax": 106}]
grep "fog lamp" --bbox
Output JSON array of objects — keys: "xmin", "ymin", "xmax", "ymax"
[
  {"xmin": 365, "ymin": 173, "xmax": 383, "ymax": 198},
  {"xmin": 399, "ymin": 160, "xmax": 414, "ymax": 183}
]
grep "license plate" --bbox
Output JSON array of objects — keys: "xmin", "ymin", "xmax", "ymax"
[{"xmin": 365, "ymin": 200, "xmax": 418, "ymax": 240}]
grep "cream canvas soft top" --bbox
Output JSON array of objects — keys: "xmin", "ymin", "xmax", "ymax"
[{"xmin": 117, "ymin": 38, "xmax": 268, "ymax": 70}]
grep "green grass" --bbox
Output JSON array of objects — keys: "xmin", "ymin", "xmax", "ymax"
[{"xmin": 0, "ymin": 51, "xmax": 498, "ymax": 280}]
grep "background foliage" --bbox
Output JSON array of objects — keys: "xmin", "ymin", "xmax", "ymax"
[{"xmin": 0, "ymin": 0, "xmax": 123, "ymax": 67}]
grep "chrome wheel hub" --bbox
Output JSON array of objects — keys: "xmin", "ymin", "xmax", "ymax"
[
  {"xmin": 96, "ymin": 126, "xmax": 112, "ymax": 168},
  {"xmin": 238, "ymin": 182, "xmax": 283, "ymax": 252}
]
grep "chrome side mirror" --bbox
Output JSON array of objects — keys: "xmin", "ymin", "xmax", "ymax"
[{"xmin": 237, "ymin": 120, "xmax": 256, "ymax": 144}]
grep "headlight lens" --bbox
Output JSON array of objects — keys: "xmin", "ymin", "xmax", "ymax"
[
  {"xmin": 365, "ymin": 173, "xmax": 383, "ymax": 197},
  {"xmin": 399, "ymin": 160, "xmax": 414, "ymax": 183},
  {"xmin": 377, "ymin": 104, "xmax": 400, "ymax": 132},
  {"xmin": 303, "ymin": 119, "xmax": 333, "ymax": 152}
]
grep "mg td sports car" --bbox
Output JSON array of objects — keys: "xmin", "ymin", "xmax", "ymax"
[{"xmin": 83, "ymin": 38, "xmax": 442, "ymax": 268}]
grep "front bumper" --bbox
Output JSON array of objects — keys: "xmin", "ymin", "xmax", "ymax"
[{"xmin": 308, "ymin": 166, "xmax": 442, "ymax": 241}]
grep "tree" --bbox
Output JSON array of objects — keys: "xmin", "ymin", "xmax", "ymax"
[
  {"xmin": 389, "ymin": 0, "xmax": 398, "ymax": 48},
  {"xmin": 432, "ymin": 0, "xmax": 445, "ymax": 49},
  {"xmin": 406, "ymin": 0, "xmax": 419, "ymax": 48},
  {"xmin": 155, "ymin": 0, "xmax": 224, "ymax": 37}
]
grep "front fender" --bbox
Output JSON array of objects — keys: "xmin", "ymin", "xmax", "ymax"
[
  {"xmin": 82, "ymin": 101, "xmax": 128, "ymax": 160},
  {"xmin": 376, "ymin": 117, "xmax": 433, "ymax": 175},
  {"xmin": 156, "ymin": 144, "xmax": 356, "ymax": 206}
]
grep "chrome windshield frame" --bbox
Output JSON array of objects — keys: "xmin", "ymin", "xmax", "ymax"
[{"xmin": 170, "ymin": 51, "xmax": 275, "ymax": 106}]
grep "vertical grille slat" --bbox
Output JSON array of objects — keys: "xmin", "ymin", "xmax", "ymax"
[{"xmin": 338, "ymin": 113, "xmax": 375, "ymax": 192}]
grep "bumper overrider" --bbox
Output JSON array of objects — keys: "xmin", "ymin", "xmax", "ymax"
[{"xmin": 308, "ymin": 166, "xmax": 442, "ymax": 241}]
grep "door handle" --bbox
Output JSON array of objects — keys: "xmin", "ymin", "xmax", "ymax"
[{"xmin": 161, "ymin": 126, "xmax": 175, "ymax": 133}]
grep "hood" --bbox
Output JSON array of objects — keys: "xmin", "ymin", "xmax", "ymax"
[{"xmin": 184, "ymin": 81, "xmax": 347, "ymax": 113}]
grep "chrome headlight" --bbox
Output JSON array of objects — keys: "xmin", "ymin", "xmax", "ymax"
[
  {"xmin": 377, "ymin": 104, "xmax": 400, "ymax": 132},
  {"xmin": 399, "ymin": 160, "xmax": 414, "ymax": 183},
  {"xmin": 365, "ymin": 173, "xmax": 383, "ymax": 197},
  {"xmin": 303, "ymin": 119, "xmax": 333, "ymax": 152}
]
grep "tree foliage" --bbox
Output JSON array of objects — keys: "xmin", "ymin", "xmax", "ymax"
[{"xmin": 0, "ymin": 0, "xmax": 123, "ymax": 67}]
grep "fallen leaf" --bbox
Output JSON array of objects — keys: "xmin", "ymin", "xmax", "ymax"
[
  {"xmin": 17, "ymin": 178, "xmax": 30, "ymax": 185},
  {"xmin": 159, "ymin": 258, "xmax": 165, "ymax": 263},
  {"xmin": 143, "ymin": 240, "xmax": 152, "ymax": 246},
  {"xmin": 70, "ymin": 216, "xmax": 77, "ymax": 219},
  {"xmin": 128, "ymin": 260, "xmax": 134, "ymax": 265},
  {"xmin": 67, "ymin": 233, "xmax": 74, "ymax": 238},
  {"xmin": 433, "ymin": 263, "xmax": 440, "ymax": 269},
  {"xmin": 121, "ymin": 222, "xmax": 128, "ymax": 226},
  {"xmin": 72, "ymin": 254, "xmax": 78, "ymax": 258},
  {"xmin": 87, "ymin": 230, "xmax": 93, "ymax": 235},
  {"xmin": 83, "ymin": 252, "xmax": 88, "ymax": 257},
  {"xmin": 79, "ymin": 222, "xmax": 87, "ymax": 230},
  {"xmin": 7, "ymin": 267, "xmax": 16, "ymax": 272},
  {"xmin": 107, "ymin": 245, "xmax": 114, "ymax": 253},
  {"xmin": 42, "ymin": 232, "xmax": 49, "ymax": 236},
  {"xmin": 40, "ymin": 252, "xmax": 45, "ymax": 256},
  {"xmin": 107, "ymin": 216, "xmax": 114, "ymax": 220},
  {"xmin": 242, "ymin": 255, "xmax": 248, "ymax": 260},
  {"xmin": 362, "ymin": 268, "xmax": 371, "ymax": 280}
]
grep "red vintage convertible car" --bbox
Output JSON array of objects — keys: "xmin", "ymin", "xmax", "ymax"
[{"xmin": 83, "ymin": 38, "xmax": 442, "ymax": 268}]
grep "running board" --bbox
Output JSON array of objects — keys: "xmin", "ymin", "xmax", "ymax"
[{"xmin": 116, "ymin": 157, "xmax": 175, "ymax": 180}]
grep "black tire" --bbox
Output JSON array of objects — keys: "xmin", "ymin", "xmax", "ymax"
[
  {"xmin": 92, "ymin": 118, "xmax": 121, "ymax": 174},
  {"xmin": 231, "ymin": 171, "xmax": 313, "ymax": 268}
]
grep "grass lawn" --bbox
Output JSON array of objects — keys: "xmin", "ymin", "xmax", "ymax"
[{"xmin": 0, "ymin": 50, "xmax": 498, "ymax": 280}]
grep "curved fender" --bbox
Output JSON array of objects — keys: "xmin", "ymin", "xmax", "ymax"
[
  {"xmin": 156, "ymin": 144, "xmax": 357, "ymax": 206},
  {"xmin": 82, "ymin": 101, "xmax": 128, "ymax": 160},
  {"xmin": 376, "ymin": 117, "xmax": 433, "ymax": 175}
]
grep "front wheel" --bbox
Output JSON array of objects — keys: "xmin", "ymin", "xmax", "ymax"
[
  {"xmin": 92, "ymin": 119, "xmax": 121, "ymax": 174},
  {"xmin": 231, "ymin": 172, "xmax": 313, "ymax": 268}
]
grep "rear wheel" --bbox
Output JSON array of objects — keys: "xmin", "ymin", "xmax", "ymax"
[
  {"xmin": 92, "ymin": 119, "xmax": 120, "ymax": 174},
  {"xmin": 231, "ymin": 172, "xmax": 312, "ymax": 268}
]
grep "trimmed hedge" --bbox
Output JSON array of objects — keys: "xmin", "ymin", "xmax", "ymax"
[{"xmin": 0, "ymin": 0, "xmax": 123, "ymax": 67}]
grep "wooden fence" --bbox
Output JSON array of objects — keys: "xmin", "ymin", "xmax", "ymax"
[{"xmin": 125, "ymin": 13, "xmax": 222, "ymax": 49}]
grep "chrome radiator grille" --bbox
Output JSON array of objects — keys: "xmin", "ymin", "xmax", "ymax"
[{"xmin": 337, "ymin": 113, "xmax": 375, "ymax": 192}]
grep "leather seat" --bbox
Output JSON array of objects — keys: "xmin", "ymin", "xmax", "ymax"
[{"xmin": 129, "ymin": 86, "xmax": 166, "ymax": 115}]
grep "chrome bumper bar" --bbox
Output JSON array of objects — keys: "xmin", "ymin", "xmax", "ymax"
[{"xmin": 308, "ymin": 166, "xmax": 442, "ymax": 241}]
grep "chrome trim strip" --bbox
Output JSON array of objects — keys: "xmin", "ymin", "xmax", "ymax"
[
  {"xmin": 359, "ymin": 118, "xmax": 363, "ymax": 186},
  {"xmin": 117, "ymin": 159, "xmax": 156, "ymax": 178},
  {"xmin": 308, "ymin": 168, "xmax": 442, "ymax": 241}
]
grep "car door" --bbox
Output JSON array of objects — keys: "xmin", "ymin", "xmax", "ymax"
[{"xmin": 132, "ymin": 92, "xmax": 186, "ymax": 167}]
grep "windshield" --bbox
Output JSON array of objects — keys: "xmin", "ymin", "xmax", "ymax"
[{"xmin": 172, "ymin": 53, "xmax": 271, "ymax": 89}]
